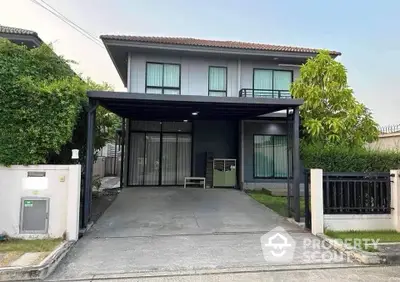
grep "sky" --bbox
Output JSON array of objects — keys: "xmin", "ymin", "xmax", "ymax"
[{"xmin": 1, "ymin": 0, "xmax": 400, "ymax": 126}]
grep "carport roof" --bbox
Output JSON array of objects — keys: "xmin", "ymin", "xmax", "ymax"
[{"xmin": 88, "ymin": 91, "xmax": 303, "ymax": 120}]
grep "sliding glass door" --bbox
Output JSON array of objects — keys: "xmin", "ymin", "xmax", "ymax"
[
  {"xmin": 128, "ymin": 122, "xmax": 192, "ymax": 186},
  {"xmin": 161, "ymin": 133, "xmax": 192, "ymax": 185},
  {"xmin": 161, "ymin": 134, "xmax": 177, "ymax": 185},
  {"xmin": 253, "ymin": 69, "xmax": 292, "ymax": 98},
  {"xmin": 128, "ymin": 133, "xmax": 161, "ymax": 186}
]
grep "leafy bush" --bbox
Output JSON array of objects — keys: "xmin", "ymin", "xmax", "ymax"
[
  {"xmin": 301, "ymin": 143, "xmax": 400, "ymax": 172},
  {"xmin": 0, "ymin": 39, "xmax": 119, "ymax": 165},
  {"xmin": 0, "ymin": 39, "xmax": 85, "ymax": 165}
]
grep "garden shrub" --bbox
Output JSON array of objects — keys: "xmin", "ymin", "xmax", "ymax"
[
  {"xmin": 301, "ymin": 142, "xmax": 400, "ymax": 172},
  {"xmin": 0, "ymin": 39, "xmax": 119, "ymax": 166}
]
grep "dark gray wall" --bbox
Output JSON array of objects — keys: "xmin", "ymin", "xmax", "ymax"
[
  {"xmin": 243, "ymin": 120, "xmax": 288, "ymax": 183},
  {"xmin": 193, "ymin": 120, "xmax": 238, "ymax": 177}
]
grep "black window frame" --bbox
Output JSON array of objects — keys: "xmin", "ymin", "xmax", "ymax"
[
  {"xmin": 253, "ymin": 134, "xmax": 288, "ymax": 179},
  {"xmin": 208, "ymin": 66, "xmax": 228, "ymax": 97},
  {"xmin": 145, "ymin": 62, "xmax": 181, "ymax": 94},
  {"xmin": 252, "ymin": 69, "xmax": 294, "ymax": 98}
]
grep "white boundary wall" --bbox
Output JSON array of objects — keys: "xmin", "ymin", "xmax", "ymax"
[
  {"xmin": 0, "ymin": 165, "xmax": 81, "ymax": 241},
  {"xmin": 310, "ymin": 169, "xmax": 400, "ymax": 233},
  {"xmin": 324, "ymin": 214, "xmax": 393, "ymax": 231}
]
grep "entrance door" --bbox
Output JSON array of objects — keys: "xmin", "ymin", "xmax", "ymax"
[
  {"xmin": 128, "ymin": 122, "xmax": 192, "ymax": 186},
  {"xmin": 128, "ymin": 132, "xmax": 161, "ymax": 186},
  {"xmin": 161, "ymin": 134, "xmax": 192, "ymax": 185}
]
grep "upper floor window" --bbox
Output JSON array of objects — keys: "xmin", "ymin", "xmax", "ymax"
[
  {"xmin": 253, "ymin": 69, "xmax": 292, "ymax": 98},
  {"xmin": 208, "ymin": 66, "xmax": 227, "ymax": 97},
  {"xmin": 146, "ymin": 63, "xmax": 181, "ymax": 94}
]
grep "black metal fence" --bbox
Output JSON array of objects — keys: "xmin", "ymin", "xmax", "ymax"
[
  {"xmin": 323, "ymin": 172, "xmax": 392, "ymax": 214},
  {"xmin": 239, "ymin": 88, "xmax": 291, "ymax": 99}
]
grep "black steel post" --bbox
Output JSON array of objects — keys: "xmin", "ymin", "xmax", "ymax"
[
  {"xmin": 304, "ymin": 170, "xmax": 311, "ymax": 229},
  {"xmin": 119, "ymin": 118, "xmax": 125, "ymax": 189},
  {"xmin": 286, "ymin": 108, "xmax": 291, "ymax": 216},
  {"xmin": 114, "ymin": 132, "xmax": 118, "ymax": 175},
  {"xmin": 84, "ymin": 99, "xmax": 97, "ymax": 227},
  {"xmin": 293, "ymin": 106, "xmax": 301, "ymax": 222}
]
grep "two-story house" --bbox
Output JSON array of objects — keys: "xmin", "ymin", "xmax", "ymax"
[{"xmin": 84, "ymin": 36, "xmax": 340, "ymax": 220}]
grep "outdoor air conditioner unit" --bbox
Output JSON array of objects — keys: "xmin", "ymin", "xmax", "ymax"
[{"xmin": 212, "ymin": 159, "xmax": 236, "ymax": 188}]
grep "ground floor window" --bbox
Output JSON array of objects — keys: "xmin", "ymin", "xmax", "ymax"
[{"xmin": 254, "ymin": 135, "xmax": 287, "ymax": 178}]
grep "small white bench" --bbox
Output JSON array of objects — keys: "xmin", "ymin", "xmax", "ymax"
[{"xmin": 184, "ymin": 177, "xmax": 206, "ymax": 189}]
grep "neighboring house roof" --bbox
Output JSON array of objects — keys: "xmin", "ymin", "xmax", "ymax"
[
  {"xmin": 101, "ymin": 35, "xmax": 341, "ymax": 56},
  {"xmin": 0, "ymin": 25, "xmax": 43, "ymax": 48},
  {"xmin": 0, "ymin": 25, "xmax": 38, "ymax": 36}
]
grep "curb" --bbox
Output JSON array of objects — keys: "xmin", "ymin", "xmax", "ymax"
[
  {"xmin": 316, "ymin": 233, "xmax": 400, "ymax": 265},
  {"xmin": 45, "ymin": 262, "xmax": 367, "ymax": 281},
  {"xmin": 0, "ymin": 241, "xmax": 74, "ymax": 281},
  {"xmin": 286, "ymin": 218, "xmax": 306, "ymax": 229}
]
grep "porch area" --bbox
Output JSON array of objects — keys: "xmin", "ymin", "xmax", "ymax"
[{"xmin": 82, "ymin": 91, "xmax": 303, "ymax": 227}]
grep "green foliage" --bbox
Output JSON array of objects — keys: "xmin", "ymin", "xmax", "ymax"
[
  {"xmin": 291, "ymin": 50, "xmax": 379, "ymax": 147},
  {"xmin": 86, "ymin": 79, "xmax": 120, "ymax": 150},
  {"xmin": 302, "ymin": 142, "xmax": 400, "ymax": 172},
  {"xmin": 0, "ymin": 39, "xmax": 119, "ymax": 165},
  {"xmin": 0, "ymin": 39, "xmax": 83, "ymax": 165},
  {"xmin": 248, "ymin": 189, "xmax": 305, "ymax": 217}
]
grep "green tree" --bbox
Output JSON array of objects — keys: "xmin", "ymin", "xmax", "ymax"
[
  {"xmin": 290, "ymin": 50, "xmax": 379, "ymax": 146},
  {"xmin": 0, "ymin": 38, "xmax": 119, "ymax": 165}
]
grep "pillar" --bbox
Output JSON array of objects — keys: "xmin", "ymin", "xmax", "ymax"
[{"xmin": 311, "ymin": 169, "xmax": 324, "ymax": 235}]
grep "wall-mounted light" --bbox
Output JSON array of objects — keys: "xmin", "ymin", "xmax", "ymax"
[
  {"xmin": 192, "ymin": 112, "xmax": 199, "ymax": 116},
  {"xmin": 183, "ymin": 120, "xmax": 188, "ymax": 122},
  {"xmin": 278, "ymin": 64, "xmax": 302, "ymax": 68}
]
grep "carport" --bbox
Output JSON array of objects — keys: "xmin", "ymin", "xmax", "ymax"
[{"xmin": 82, "ymin": 91, "xmax": 303, "ymax": 228}]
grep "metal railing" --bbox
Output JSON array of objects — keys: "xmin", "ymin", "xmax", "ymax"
[
  {"xmin": 239, "ymin": 88, "xmax": 292, "ymax": 99},
  {"xmin": 323, "ymin": 172, "xmax": 392, "ymax": 214},
  {"xmin": 380, "ymin": 124, "xmax": 400, "ymax": 134}
]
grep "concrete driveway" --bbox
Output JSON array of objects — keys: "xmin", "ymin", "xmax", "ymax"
[{"xmin": 49, "ymin": 187, "xmax": 355, "ymax": 281}]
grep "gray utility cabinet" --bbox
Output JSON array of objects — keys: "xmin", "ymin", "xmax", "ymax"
[
  {"xmin": 213, "ymin": 159, "xmax": 237, "ymax": 188},
  {"xmin": 20, "ymin": 198, "xmax": 49, "ymax": 234}
]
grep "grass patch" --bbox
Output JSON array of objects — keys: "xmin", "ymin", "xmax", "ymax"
[
  {"xmin": 0, "ymin": 251, "xmax": 23, "ymax": 267},
  {"xmin": 248, "ymin": 189, "xmax": 305, "ymax": 217},
  {"xmin": 325, "ymin": 230, "xmax": 400, "ymax": 252},
  {"xmin": 0, "ymin": 238, "xmax": 62, "ymax": 253}
]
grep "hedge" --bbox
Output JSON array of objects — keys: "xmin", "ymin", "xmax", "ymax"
[{"xmin": 301, "ymin": 143, "xmax": 400, "ymax": 172}]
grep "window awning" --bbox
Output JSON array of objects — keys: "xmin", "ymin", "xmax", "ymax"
[{"xmin": 87, "ymin": 91, "xmax": 303, "ymax": 120}]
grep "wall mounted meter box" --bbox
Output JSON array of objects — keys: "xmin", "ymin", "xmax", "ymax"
[{"xmin": 20, "ymin": 198, "xmax": 49, "ymax": 234}]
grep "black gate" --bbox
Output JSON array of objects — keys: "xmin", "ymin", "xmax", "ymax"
[{"xmin": 304, "ymin": 169, "xmax": 311, "ymax": 229}]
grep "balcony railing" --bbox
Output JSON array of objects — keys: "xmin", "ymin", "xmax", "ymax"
[{"xmin": 239, "ymin": 88, "xmax": 291, "ymax": 99}]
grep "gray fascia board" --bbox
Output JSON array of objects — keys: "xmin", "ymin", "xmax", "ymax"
[
  {"xmin": 87, "ymin": 91, "xmax": 304, "ymax": 107},
  {"xmin": 0, "ymin": 33, "xmax": 42, "ymax": 47}
]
